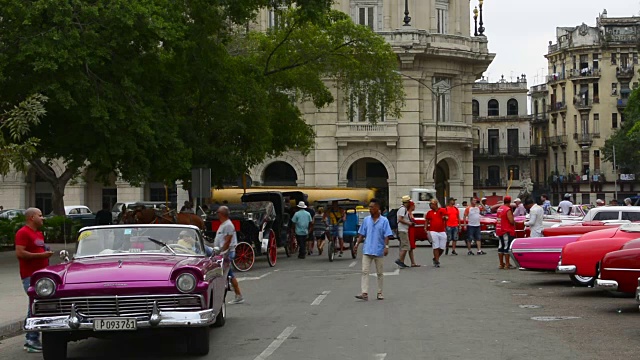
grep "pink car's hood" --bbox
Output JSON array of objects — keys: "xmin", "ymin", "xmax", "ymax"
[{"xmin": 59, "ymin": 256, "xmax": 193, "ymax": 284}]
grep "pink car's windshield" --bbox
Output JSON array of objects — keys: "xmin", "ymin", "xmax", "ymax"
[{"xmin": 75, "ymin": 227, "xmax": 205, "ymax": 257}]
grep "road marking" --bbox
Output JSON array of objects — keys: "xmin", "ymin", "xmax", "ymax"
[
  {"xmin": 254, "ymin": 325, "xmax": 296, "ymax": 360},
  {"xmin": 370, "ymin": 269, "xmax": 400, "ymax": 277},
  {"xmin": 374, "ymin": 353, "xmax": 387, "ymax": 359},
  {"xmin": 349, "ymin": 261, "xmax": 357, "ymax": 268},
  {"xmin": 237, "ymin": 272, "xmax": 272, "ymax": 282},
  {"xmin": 531, "ymin": 316, "xmax": 580, "ymax": 321},
  {"xmin": 311, "ymin": 291, "xmax": 331, "ymax": 306}
]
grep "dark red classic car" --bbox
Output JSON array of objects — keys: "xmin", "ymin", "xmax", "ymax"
[{"xmin": 595, "ymin": 239, "xmax": 640, "ymax": 293}]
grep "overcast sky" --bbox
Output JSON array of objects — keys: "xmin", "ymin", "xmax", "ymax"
[{"xmin": 473, "ymin": 0, "xmax": 639, "ymax": 86}]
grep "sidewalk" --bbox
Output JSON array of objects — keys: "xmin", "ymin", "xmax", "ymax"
[{"xmin": 0, "ymin": 243, "xmax": 75, "ymax": 339}]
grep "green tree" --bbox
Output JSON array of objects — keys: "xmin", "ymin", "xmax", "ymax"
[
  {"xmin": 602, "ymin": 86, "xmax": 640, "ymax": 174},
  {"xmin": 0, "ymin": 0, "xmax": 403, "ymax": 213}
]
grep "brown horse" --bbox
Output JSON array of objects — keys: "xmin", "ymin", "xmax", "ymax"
[{"xmin": 121, "ymin": 207, "xmax": 205, "ymax": 230}]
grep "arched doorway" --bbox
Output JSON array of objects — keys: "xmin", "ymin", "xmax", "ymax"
[
  {"xmin": 263, "ymin": 161, "xmax": 298, "ymax": 186},
  {"xmin": 347, "ymin": 158, "xmax": 389, "ymax": 208},
  {"xmin": 435, "ymin": 160, "xmax": 450, "ymax": 205}
]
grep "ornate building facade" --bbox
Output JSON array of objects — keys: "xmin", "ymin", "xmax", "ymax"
[{"xmin": 542, "ymin": 10, "xmax": 639, "ymax": 204}]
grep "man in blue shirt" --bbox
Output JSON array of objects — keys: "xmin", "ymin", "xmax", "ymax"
[
  {"xmin": 292, "ymin": 201, "xmax": 313, "ymax": 259},
  {"xmin": 353, "ymin": 198, "xmax": 394, "ymax": 301}
]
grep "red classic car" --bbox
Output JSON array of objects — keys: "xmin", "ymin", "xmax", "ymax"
[
  {"xmin": 557, "ymin": 223, "xmax": 640, "ymax": 286},
  {"xmin": 24, "ymin": 224, "xmax": 229, "ymax": 359},
  {"xmin": 542, "ymin": 222, "xmax": 623, "ymax": 237},
  {"xmin": 595, "ymin": 239, "xmax": 640, "ymax": 293}
]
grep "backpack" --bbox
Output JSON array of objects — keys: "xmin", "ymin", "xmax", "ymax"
[{"xmin": 387, "ymin": 208, "xmax": 399, "ymax": 230}]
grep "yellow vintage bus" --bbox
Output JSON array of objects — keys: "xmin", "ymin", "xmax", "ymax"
[{"xmin": 210, "ymin": 187, "xmax": 376, "ymax": 205}]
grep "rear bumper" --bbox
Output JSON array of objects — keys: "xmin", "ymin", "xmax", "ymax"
[
  {"xmin": 556, "ymin": 264, "xmax": 577, "ymax": 274},
  {"xmin": 595, "ymin": 279, "xmax": 619, "ymax": 291}
]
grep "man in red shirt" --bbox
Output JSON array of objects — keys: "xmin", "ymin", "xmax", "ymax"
[
  {"xmin": 445, "ymin": 197, "xmax": 460, "ymax": 255},
  {"xmin": 495, "ymin": 196, "xmax": 516, "ymax": 269},
  {"xmin": 15, "ymin": 208, "xmax": 53, "ymax": 353},
  {"xmin": 424, "ymin": 199, "xmax": 448, "ymax": 268}
]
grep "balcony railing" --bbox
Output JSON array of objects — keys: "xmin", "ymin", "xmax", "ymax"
[
  {"xmin": 531, "ymin": 114, "xmax": 549, "ymax": 124},
  {"xmin": 335, "ymin": 122, "xmax": 398, "ymax": 147},
  {"xmin": 473, "ymin": 115, "xmax": 531, "ymax": 122},
  {"xmin": 573, "ymin": 133, "xmax": 594, "ymax": 145},
  {"xmin": 568, "ymin": 68, "xmax": 601, "ymax": 79},
  {"xmin": 548, "ymin": 102, "xmax": 567, "ymax": 113},
  {"xmin": 473, "ymin": 147, "xmax": 531, "ymax": 159},
  {"xmin": 573, "ymin": 96, "xmax": 593, "ymax": 110},
  {"xmin": 548, "ymin": 135, "xmax": 568, "ymax": 147},
  {"xmin": 421, "ymin": 123, "xmax": 473, "ymax": 148},
  {"xmin": 529, "ymin": 84, "xmax": 548, "ymax": 94},
  {"xmin": 546, "ymin": 73, "xmax": 566, "ymax": 83},
  {"xmin": 617, "ymin": 65, "xmax": 635, "ymax": 79},
  {"xmin": 530, "ymin": 140, "xmax": 549, "ymax": 155}
]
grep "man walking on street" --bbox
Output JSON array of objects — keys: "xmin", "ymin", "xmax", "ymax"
[
  {"xmin": 214, "ymin": 206, "xmax": 245, "ymax": 304},
  {"xmin": 524, "ymin": 198, "xmax": 544, "ymax": 238},
  {"xmin": 354, "ymin": 198, "xmax": 393, "ymax": 301},
  {"xmin": 425, "ymin": 199, "xmax": 448, "ymax": 268},
  {"xmin": 95, "ymin": 202, "xmax": 113, "ymax": 225},
  {"xmin": 463, "ymin": 199, "xmax": 486, "ymax": 255},
  {"xmin": 15, "ymin": 208, "xmax": 53, "ymax": 353},
  {"xmin": 445, "ymin": 197, "xmax": 460, "ymax": 255},
  {"xmin": 292, "ymin": 201, "xmax": 313, "ymax": 259},
  {"xmin": 394, "ymin": 195, "xmax": 413, "ymax": 268},
  {"xmin": 496, "ymin": 196, "xmax": 516, "ymax": 269}
]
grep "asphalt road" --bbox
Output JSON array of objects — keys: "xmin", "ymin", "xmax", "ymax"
[{"xmin": 1, "ymin": 243, "xmax": 639, "ymax": 360}]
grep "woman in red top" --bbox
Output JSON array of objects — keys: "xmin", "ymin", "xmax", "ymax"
[
  {"xmin": 406, "ymin": 201, "xmax": 421, "ymax": 267},
  {"xmin": 495, "ymin": 196, "xmax": 516, "ymax": 269}
]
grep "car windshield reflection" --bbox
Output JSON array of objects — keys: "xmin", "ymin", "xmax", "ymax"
[{"xmin": 75, "ymin": 227, "xmax": 205, "ymax": 257}]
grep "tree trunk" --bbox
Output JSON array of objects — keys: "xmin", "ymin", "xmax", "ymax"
[{"xmin": 29, "ymin": 159, "xmax": 78, "ymax": 216}]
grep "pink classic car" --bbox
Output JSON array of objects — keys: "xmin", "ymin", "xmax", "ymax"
[
  {"xmin": 24, "ymin": 224, "xmax": 229, "ymax": 359},
  {"xmin": 595, "ymin": 239, "xmax": 640, "ymax": 293},
  {"xmin": 510, "ymin": 225, "xmax": 627, "ymax": 272}
]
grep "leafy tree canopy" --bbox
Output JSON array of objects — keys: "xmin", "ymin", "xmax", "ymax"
[
  {"xmin": 0, "ymin": 0, "xmax": 403, "ymax": 213},
  {"xmin": 602, "ymin": 86, "xmax": 640, "ymax": 174}
]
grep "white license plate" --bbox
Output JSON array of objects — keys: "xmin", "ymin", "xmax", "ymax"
[{"xmin": 93, "ymin": 318, "xmax": 137, "ymax": 331}]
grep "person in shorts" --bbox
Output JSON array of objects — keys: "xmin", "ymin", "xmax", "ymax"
[
  {"xmin": 445, "ymin": 197, "xmax": 460, "ymax": 255},
  {"xmin": 463, "ymin": 199, "xmax": 486, "ymax": 255},
  {"xmin": 394, "ymin": 195, "xmax": 413, "ymax": 268},
  {"xmin": 495, "ymin": 196, "xmax": 516, "ymax": 269},
  {"xmin": 313, "ymin": 207, "xmax": 328, "ymax": 255},
  {"xmin": 214, "ymin": 206, "xmax": 244, "ymax": 304},
  {"xmin": 424, "ymin": 199, "xmax": 448, "ymax": 268}
]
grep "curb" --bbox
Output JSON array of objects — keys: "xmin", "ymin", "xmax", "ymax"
[{"xmin": 0, "ymin": 319, "xmax": 23, "ymax": 340}]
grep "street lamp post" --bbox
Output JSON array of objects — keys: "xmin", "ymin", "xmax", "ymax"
[{"xmin": 395, "ymin": 71, "xmax": 478, "ymax": 201}]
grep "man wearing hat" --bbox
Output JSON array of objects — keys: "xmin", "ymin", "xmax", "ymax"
[
  {"xmin": 395, "ymin": 196, "xmax": 414, "ymax": 268},
  {"xmin": 292, "ymin": 201, "xmax": 313, "ymax": 259},
  {"xmin": 513, "ymin": 198, "xmax": 526, "ymax": 217},
  {"xmin": 480, "ymin": 197, "xmax": 491, "ymax": 215},
  {"xmin": 596, "ymin": 199, "xmax": 605, "ymax": 207},
  {"xmin": 558, "ymin": 193, "xmax": 573, "ymax": 215},
  {"xmin": 496, "ymin": 196, "xmax": 516, "ymax": 269},
  {"xmin": 445, "ymin": 197, "xmax": 460, "ymax": 255}
]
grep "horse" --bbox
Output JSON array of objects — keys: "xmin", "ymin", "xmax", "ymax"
[{"xmin": 121, "ymin": 207, "xmax": 205, "ymax": 230}]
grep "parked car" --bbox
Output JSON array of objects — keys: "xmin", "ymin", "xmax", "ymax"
[
  {"xmin": 0, "ymin": 208, "xmax": 26, "ymax": 220},
  {"xmin": 510, "ymin": 235, "xmax": 582, "ymax": 271},
  {"xmin": 541, "ymin": 204, "xmax": 592, "ymax": 227},
  {"xmin": 542, "ymin": 221, "xmax": 626, "ymax": 237},
  {"xmin": 63, "ymin": 205, "xmax": 95, "ymax": 227},
  {"xmin": 24, "ymin": 224, "xmax": 228, "ymax": 359},
  {"xmin": 595, "ymin": 239, "xmax": 640, "ymax": 293},
  {"xmin": 579, "ymin": 206, "xmax": 640, "ymax": 222},
  {"xmin": 557, "ymin": 223, "xmax": 640, "ymax": 286}
]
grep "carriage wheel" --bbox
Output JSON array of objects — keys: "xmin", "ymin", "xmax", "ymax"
[
  {"xmin": 267, "ymin": 230, "xmax": 277, "ymax": 267},
  {"xmin": 232, "ymin": 242, "xmax": 255, "ymax": 272}
]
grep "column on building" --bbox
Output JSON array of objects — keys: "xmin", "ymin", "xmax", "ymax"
[
  {"xmin": 116, "ymin": 179, "xmax": 145, "ymax": 203},
  {"xmin": 0, "ymin": 171, "xmax": 28, "ymax": 209}
]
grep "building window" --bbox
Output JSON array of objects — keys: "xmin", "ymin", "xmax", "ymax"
[
  {"xmin": 487, "ymin": 165, "xmax": 500, "ymax": 186},
  {"xmin": 593, "ymin": 53, "xmax": 599, "ymax": 69},
  {"xmin": 534, "ymin": 100, "xmax": 538, "ymax": 118},
  {"xmin": 507, "ymin": 99, "xmax": 518, "ymax": 116},
  {"xmin": 349, "ymin": 91, "xmax": 384, "ymax": 122},
  {"xmin": 433, "ymin": 77, "xmax": 451, "ymax": 123},
  {"xmin": 611, "ymin": 53, "xmax": 617, "ymax": 65},
  {"xmin": 508, "ymin": 165, "xmax": 520, "ymax": 181},
  {"xmin": 268, "ymin": 2, "xmax": 287, "ymax": 29},
  {"xmin": 487, "ymin": 99, "xmax": 499, "ymax": 116},
  {"xmin": 612, "ymin": 113, "xmax": 618, "ymax": 128},
  {"xmin": 593, "ymin": 114, "xmax": 599, "ymax": 135},
  {"xmin": 612, "ymin": 83, "xmax": 617, "ymax": 96},
  {"xmin": 542, "ymin": 99, "xmax": 546, "ymax": 118},
  {"xmin": 435, "ymin": 0, "xmax": 449, "ymax": 34},
  {"xmin": 472, "ymin": 100, "xmax": 479, "ymax": 117},
  {"xmin": 634, "ymin": 53, "xmax": 639, "ymax": 64},
  {"xmin": 357, "ymin": 6, "xmax": 375, "ymax": 30}
]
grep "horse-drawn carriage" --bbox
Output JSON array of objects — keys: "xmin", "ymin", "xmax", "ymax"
[{"xmin": 205, "ymin": 191, "xmax": 306, "ymax": 272}]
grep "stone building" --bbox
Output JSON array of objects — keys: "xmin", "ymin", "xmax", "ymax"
[
  {"xmin": 471, "ymin": 75, "xmax": 532, "ymax": 199},
  {"xmin": 543, "ymin": 10, "xmax": 639, "ymax": 204},
  {"xmin": 251, "ymin": 0, "xmax": 494, "ymax": 207},
  {"xmin": 529, "ymin": 83, "xmax": 549, "ymax": 193},
  {"xmin": 0, "ymin": 1, "xmax": 494, "ymax": 212}
]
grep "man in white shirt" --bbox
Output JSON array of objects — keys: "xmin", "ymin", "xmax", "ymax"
[
  {"xmin": 524, "ymin": 199, "xmax": 544, "ymax": 238},
  {"xmin": 214, "ymin": 206, "xmax": 244, "ymax": 304},
  {"xmin": 394, "ymin": 196, "xmax": 414, "ymax": 268},
  {"xmin": 463, "ymin": 199, "xmax": 486, "ymax": 255},
  {"xmin": 558, "ymin": 193, "xmax": 573, "ymax": 215}
]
